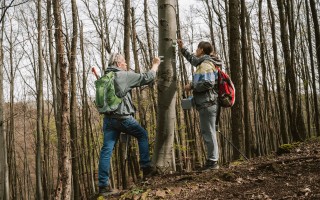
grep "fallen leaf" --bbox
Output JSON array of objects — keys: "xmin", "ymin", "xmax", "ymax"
[
  {"xmin": 140, "ymin": 189, "xmax": 151, "ymax": 200},
  {"xmin": 155, "ymin": 190, "xmax": 166, "ymax": 199},
  {"xmin": 171, "ymin": 187, "xmax": 182, "ymax": 195},
  {"xmin": 236, "ymin": 177, "xmax": 243, "ymax": 183}
]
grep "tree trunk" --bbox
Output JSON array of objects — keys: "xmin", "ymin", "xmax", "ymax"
[
  {"xmin": 69, "ymin": 0, "xmax": 79, "ymax": 198},
  {"xmin": 132, "ymin": 9, "xmax": 146, "ymax": 129},
  {"xmin": 53, "ymin": 0, "xmax": 72, "ymax": 199},
  {"xmin": 259, "ymin": 0, "xmax": 275, "ymax": 152},
  {"xmin": 79, "ymin": 22, "xmax": 95, "ymax": 197},
  {"xmin": 144, "ymin": 0, "xmax": 153, "ymax": 65},
  {"xmin": 276, "ymin": 0, "xmax": 302, "ymax": 141},
  {"xmin": 36, "ymin": 0, "xmax": 44, "ymax": 199},
  {"xmin": 229, "ymin": 0, "xmax": 244, "ymax": 160},
  {"xmin": 0, "ymin": 5, "xmax": 9, "ymax": 198},
  {"xmin": 267, "ymin": 0, "xmax": 288, "ymax": 144},
  {"xmin": 46, "ymin": 1, "xmax": 59, "ymax": 197},
  {"xmin": 124, "ymin": 0, "xmax": 131, "ymax": 68},
  {"xmin": 309, "ymin": 0, "xmax": 320, "ymax": 105},
  {"xmin": 130, "ymin": 7, "xmax": 141, "ymax": 183},
  {"xmin": 8, "ymin": 19, "xmax": 17, "ymax": 200},
  {"xmin": 204, "ymin": 0, "xmax": 216, "ymax": 51},
  {"xmin": 98, "ymin": 0, "xmax": 106, "ymax": 71},
  {"xmin": 240, "ymin": 0, "xmax": 251, "ymax": 158},
  {"xmin": 144, "ymin": 0, "xmax": 158, "ymax": 117},
  {"xmin": 259, "ymin": 0, "xmax": 270, "ymax": 119},
  {"xmin": 118, "ymin": 0, "xmax": 131, "ymax": 189},
  {"xmin": 153, "ymin": 0, "xmax": 177, "ymax": 171},
  {"xmin": 299, "ymin": 35, "xmax": 311, "ymax": 137},
  {"xmin": 176, "ymin": 1, "xmax": 188, "ymax": 171},
  {"xmin": 306, "ymin": 0, "xmax": 320, "ymax": 136}
]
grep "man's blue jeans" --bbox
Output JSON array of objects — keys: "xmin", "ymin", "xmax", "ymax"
[{"xmin": 98, "ymin": 116, "xmax": 151, "ymax": 187}]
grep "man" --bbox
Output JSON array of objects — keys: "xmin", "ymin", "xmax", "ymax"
[
  {"xmin": 177, "ymin": 40, "xmax": 220, "ymax": 170},
  {"xmin": 98, "ymin": 53, "xmax": 160, "ymax": 196}
]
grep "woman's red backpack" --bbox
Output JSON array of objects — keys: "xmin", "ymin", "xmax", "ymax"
[{"xmin": 216, "ymin": 68, "xmax": 235, "ymax": 107}]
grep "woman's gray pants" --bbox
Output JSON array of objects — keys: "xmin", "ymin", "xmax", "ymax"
[{"xmin": 198, "ymin": 104, "xmax": 219, "ymax": 161}]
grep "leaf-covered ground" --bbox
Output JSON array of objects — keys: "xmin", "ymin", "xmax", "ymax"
[{"xmin": 100, "ymin": 137, "xmax": 320, "ymax": 200}]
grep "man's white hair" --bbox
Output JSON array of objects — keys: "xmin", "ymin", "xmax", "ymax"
[{"xmin": 108, "ymin": 53, "xmax": 123, "ymax": 66}]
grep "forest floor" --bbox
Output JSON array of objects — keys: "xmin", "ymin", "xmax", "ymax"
[{"xmin": 101, "ymin": 137, "xmax": 320, "ymax": 200}]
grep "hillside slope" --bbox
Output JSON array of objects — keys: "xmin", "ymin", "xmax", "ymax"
[{"xmin": 104, "ymin": 138, "xmax": 320, "ymax": 200}]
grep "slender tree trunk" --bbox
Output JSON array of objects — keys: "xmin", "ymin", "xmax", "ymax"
[
  {"xmin": 69, "ymin": 0, "xmax": 79, "ymax": 198},
  {"xmin": 299, "ymin": 35, "xmax": 311, "ymax": 137},
  {"xmin": 130, "ymin": 8, "xmax": 141, "ymax": 183},
  {"xmin": 97, "ymin": 0, "xmax": 106, "ymax": 71},
  {"xmin": 78, "ymin": 22, "xmax": 86, "ymax": 198},
  {"xmin": 22, "ymin": 95, "xmax": 30, "ymax": 199},
  {"xmin": 241, "ymin": 0, "xmax": 251, "ymax": 158},
  {"xmin": 267, "ymin": 0, "xmax": 288, "ymax": 144},
  {"xmin": 46, "ymin": 1, "xmax": 58, "ymax": 197},
  {"xmin": 144, "ymin": 0, "xmax": 158, "ymax": 117},
  {"xmin": 124, "ymin": 0, "xmax": 131, "ymax": 67},
  {"xmin": 259, "ymin": 0, "xmax": 270, "ymax": 117},
  {"xmin": 229, "ymin": 0, "xmax": 244, "ymax": 160},
  {"xmin": 0, "ymin": 6, "xmax": 9, "ymax": 198},
  {"xmin": 309, "ymin": 0, "xmax": 320, "ymax": 103},
  {"xmin": 259, "ymin": 0, "xmax": 274, "ymax": 152},
  {"xmin": 8, "ymin": 20, "xmax": 17, "ymax": 200},
  {"xmin": 144, "ymin": 0, "xmax": 153, "ymax": 66},
  {"xmin": 204, "ymin": 0, "xmax": 216, "ymax": 51},
  {"xmin": 176, "ymin": 1, "xmax": 199, "ymax": 170},
  {"xmin": 276, "ymin": 0, "xmax": 301, "ymax": 141},
  {"xmin": 288, "ymin": 0, "xmax": 307, "ymax": 140},
  {"xmin": 117, "ymin": 0, "xmax": 131, "ymax": 189},
  {"xmin": 131, "ymin": 8, "xmax": 147, "ymax": 129},
  {"xmin": 47, "ymin": 0, "xmax": 60, "ymax": 134},
  {"xmin": 153, "ymin": 0, "xmax": 177, "ymax": 171},
  {"xmin": 212, "ymin": 1, "xmax": 229, "ymax": 70},
  {"xmin": 176, "ymin": 1, "xmax": 188, "ymax": 171},
  {"xmin": 36, "ymin": 0, "xmax": 44, "ymax": 199},
  {"xmin": 306, "ymin": 0, "xmax": 319, "ymax": 136},
  {"xmin": 53, "ymin": 0, "xmax": 72, "ymax": 199},
  {"xmin": 79, "ymin": 22, "xmax": 94, "ymax": 197}
]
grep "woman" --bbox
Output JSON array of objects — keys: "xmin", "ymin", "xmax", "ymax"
[{"xmin": 178, "ymin": 40, "xmax": 219, "ymax": 170}]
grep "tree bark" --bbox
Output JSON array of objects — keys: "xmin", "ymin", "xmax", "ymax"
[
  {"xmin": 229, "ymin": 0, "xmax": 244, "ymax": 160},
  {"xmin": 130, "ymin": 7, "xmax": 141, "ymax": 183},
  {"xmin": 309, "ymin": 0, "xmax": 320, "ymax": 104},
  {"xmin": 69, "ymin": 0, "xmax": 79, "ymax": 198},
  {"xmin": 124, "ymin": 0, "xmax": 131, "ymax": 68},
  {"xmin": 144, "ymin": 0, "xmax": 153, "ymax": 65},
  {"xmin": 46, "ymin": 1, "xmax": 59, "ymax": 197},
  {"xmin": 53, "ymin": 0, "xmax": 72, "ymax": 199},
  {"xmin": 36, "ymin": 0, "xmax": 44, "ymax": 199},
  {"xmin": 97, "ymin": 0, "xmax": 106, "ymax": 71},
  {"xmin": 79, "ymin": 22, "xmax": 95, "ymax": 197},
  {"xmin": 119, "ymin": 0, "xmax": 131, "ymax": 189},
  {"xmin": 267, "ymin": 0, "xmax": 288, "ymax": 144},
  {"xmin": 204, "ymin": 0, "xmax": 216, "ymax": 51},
  {"xmin": 306, "ymin": 0, "xmax": 320, "ymax": 136},
  {"xmin": 240, "ymin": 0, "xmax": 251, "ymax": 158},
  {"xmin": 153, "ymin": 0, "xmax": 177, "ymax": 171},
  {"xmin": 144, "ymin": 0, "xmax": 158, "ymax": 117},
  {"xmin": 276, "ymin": 0, "xmax": 302, "ymax": 141},
  {"xmin": 0, "ymin": 3, "xmax": 9, "ymax": 197},
  {"xmin": 8, "ymin": 18, "xmax": 17, "ymax": 200}
]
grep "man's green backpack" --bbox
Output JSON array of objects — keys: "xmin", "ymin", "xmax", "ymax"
[{"xmin": 94, "ymin": 71, "xmax": 122, "ymax": 114}]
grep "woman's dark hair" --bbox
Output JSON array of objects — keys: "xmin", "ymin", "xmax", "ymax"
[{"xmin": 197, "ymin": 41, "xmax": 213, "ymax": 55}]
